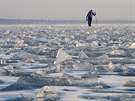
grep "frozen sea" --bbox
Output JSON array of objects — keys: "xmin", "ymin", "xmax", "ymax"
[{"xmin": 0, "ymin": 24, "xmax": 135, "ymax": 101}]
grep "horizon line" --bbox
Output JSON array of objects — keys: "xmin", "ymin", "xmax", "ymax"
[
  {"xmin": 0, "ymin": 18, "xmax": 135, "ymax": 21},
  {"xmin": 0, "ymin": 19, "xmax": 135, "ymax": 24}
]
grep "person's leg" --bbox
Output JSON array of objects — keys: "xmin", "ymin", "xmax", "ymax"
[
  {"xmin": 88, "ymin": 20, "xmax": 92, "ymax": 27},
  {"xmin": 88, "ymin": 18, "xmax": 92, "ymax": 27}
]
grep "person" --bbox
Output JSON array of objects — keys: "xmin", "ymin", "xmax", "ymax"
[{"xmin": 86, "ymin": 10, "xmax": 96, "ymax": 27}]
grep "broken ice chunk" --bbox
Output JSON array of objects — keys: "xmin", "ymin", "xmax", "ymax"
[
  {"xmin": 129, "ymin": 43, "xmax": 135, "ymax": 48},
  {"xmin": 78, "ymin": 50, "xmax": 89, "ymax": 59},
  {"xmin": 54, "ymin": 48, "xmax": 72, "ymax": 64}
]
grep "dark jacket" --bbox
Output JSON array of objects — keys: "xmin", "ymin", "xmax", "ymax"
[{"xmin": 86, "ymin": 10, "xmax": 96, "ymax": 21}]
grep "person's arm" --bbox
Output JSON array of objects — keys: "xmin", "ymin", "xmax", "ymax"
[{"xmin": 92, "ymin": 12, "xmax": 96, "ymax": 16}]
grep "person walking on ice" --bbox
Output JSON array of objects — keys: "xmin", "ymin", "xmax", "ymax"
[{"xmin": 86, "ymin": 9, "xmax": 96, "ymax": 27}]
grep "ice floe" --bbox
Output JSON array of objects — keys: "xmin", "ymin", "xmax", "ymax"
[{"xmin": 0, "ymin": 24, "xmax": 135, "ymax": 101}]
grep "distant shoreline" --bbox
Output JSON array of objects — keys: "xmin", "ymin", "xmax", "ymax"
[{"xmin": 0, "ymin": 19, "xmax": 135, "ymax": 24}]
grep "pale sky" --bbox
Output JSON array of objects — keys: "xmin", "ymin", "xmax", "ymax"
[{"xmin": 0, "ymin": 0, "xmax": 135, "ymax": 20}]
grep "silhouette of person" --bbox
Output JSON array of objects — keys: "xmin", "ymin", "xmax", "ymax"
[{"xmin": 86, "ymin": 10, "xmax": 96, "ymax": 27}]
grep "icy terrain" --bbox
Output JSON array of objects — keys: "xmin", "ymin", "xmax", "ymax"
[{"xmin": 0, "ymin": 24, "xmax": 135, "ymax": 101}]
